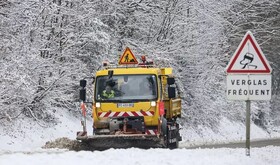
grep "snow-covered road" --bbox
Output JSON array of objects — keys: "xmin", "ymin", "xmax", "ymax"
[
  {"xmin": 1, "ymin": 147, "xmax": 280, "ymax": 165},
  {"xmin": 183, "ymin": 138, "xmax": 280, "ymax": 149}
]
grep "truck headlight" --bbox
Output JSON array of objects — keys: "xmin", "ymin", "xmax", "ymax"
[
  {"xmin": 96, "ymin": 102, "xmax": 101, "ymax": 108},
  {"xmin": 151, "ymin": 101, "xmax": 156, "ymax": 107}
]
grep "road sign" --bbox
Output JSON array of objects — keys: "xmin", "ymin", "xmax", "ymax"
[
  {"xmin": 226, "ymin": 74, "xmax": 271, "ymax": 100},
  {"xmin": 226, "ymin": 31, "xmax": 272, "ymax": 74},
  {"xmin": 119, "ymin": 47, "xmax": 138, "ymax": 65},
  {"xmin": 225, "ymin": 31, "xmax": 272, "ymax": 156}
]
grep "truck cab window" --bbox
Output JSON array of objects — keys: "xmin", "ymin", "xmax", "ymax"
[{"xmin": 95, "ymin": 75, "xmax": 157, "ymax": 102}]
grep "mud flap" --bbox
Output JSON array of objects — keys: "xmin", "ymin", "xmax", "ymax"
[{"xmin": 163, "ymin": 121, "xmax": 181, "ymax": 149}]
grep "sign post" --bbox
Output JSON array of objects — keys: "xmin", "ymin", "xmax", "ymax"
[
  {"xmin": 226, "ymin": 31, "xmax": 272, "ymax": 156},
  {"xmin": 245, "ymin": 100, "xmax": 251, "ymax": 156}
]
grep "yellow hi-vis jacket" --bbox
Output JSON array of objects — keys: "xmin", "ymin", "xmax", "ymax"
[{"xmin": 102, "ymin": 90, "xmax": 115, "ymax": 98}]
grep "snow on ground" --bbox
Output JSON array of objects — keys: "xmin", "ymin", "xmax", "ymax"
[
  {"xmin": 0, "ymin": 109, "xmax": 91, "ymax": 151},
  {"xmin": 1, "ymin": 109, "xmax": 280, "ymax": 165},
  {"xmin": 180, "ymin": 117, "xmax": 280, "ymax": 148},
  {"xmin": 1, "ymin": 110, "xmax": 280, "ymax": 151},
  {"xmin": 0, "ymin": 147, "xmax": 280, "ymax": 165}
]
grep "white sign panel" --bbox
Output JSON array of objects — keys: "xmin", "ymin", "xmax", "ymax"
[{"xmin": 227, "ymin": 74, "xmax": 271, "ymax": 100}]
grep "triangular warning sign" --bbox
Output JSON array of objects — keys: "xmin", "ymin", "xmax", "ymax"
[
  {"xmin": 226, "ymin": 31, "xmax": 272, "ymax": 74},
  {"xmin": 119, "ymin": 47, "xmax": 138, "ymax": 65}
]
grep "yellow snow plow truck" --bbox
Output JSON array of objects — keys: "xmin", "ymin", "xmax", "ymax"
[{"xmin": 77, "ymin": 47, "xmax": 182, "ymax": 149}]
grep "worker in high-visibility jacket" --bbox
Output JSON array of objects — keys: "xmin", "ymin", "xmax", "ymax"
[{"xmin": 102, "ymin": 85, "xmax": 115, "ymax": 99}]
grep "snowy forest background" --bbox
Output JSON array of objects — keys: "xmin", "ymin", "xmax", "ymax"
[{"xmin": 1, "ymin": 0, "xmax": 280, "ymax": 138}]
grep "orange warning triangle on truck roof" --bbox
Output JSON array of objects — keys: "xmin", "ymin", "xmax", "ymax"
[{"xmin": 119, "ymin": 47, "xmax": 138, "ymax": 65}]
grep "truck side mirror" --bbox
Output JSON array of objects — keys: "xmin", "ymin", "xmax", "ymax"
[
  {"xmin": 167, "ymin": 77, "xmax": 175, "ymax": 85},
  {"xmin": 168, "ymin": 87, "xmax": 176, "ymax": 98},
  {"xmin": 80, "ymin": 79, "xmax": 87, "ymax": 88},
  {"xmin": 80, "ymin": 89, "xmax": 86, "ymax": 102}
]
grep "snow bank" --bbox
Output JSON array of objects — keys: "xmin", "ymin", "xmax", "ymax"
[
  {"xmin": 0, "ymin": 110, "xmax": 91, "ymax": 151},
  {"xmin": 180, "ymin": 117, "xmax": 280, "ymax": 147}
]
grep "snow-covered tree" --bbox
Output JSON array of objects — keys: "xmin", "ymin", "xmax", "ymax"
[
  {"xmin": 1, "ymin": 0, "xmax": 279, "ymax": 136},
  {"xmin": 0, "ymin": 0, "xmax": 110, "ymax": 125}
]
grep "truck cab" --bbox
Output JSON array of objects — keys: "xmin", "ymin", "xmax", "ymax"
[{"xmin": 77, "ymin": 48, "xmax": 182, "ymax": 149}]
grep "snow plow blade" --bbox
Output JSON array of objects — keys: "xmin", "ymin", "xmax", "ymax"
[{"xmin": 76, "ymin": 134, "xmax": 165, "ymax": 150}]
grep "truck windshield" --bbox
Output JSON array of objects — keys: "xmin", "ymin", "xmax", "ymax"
[{"xmin": 95, "ymin": 74, "xmax": 157, "ymax": 102}]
